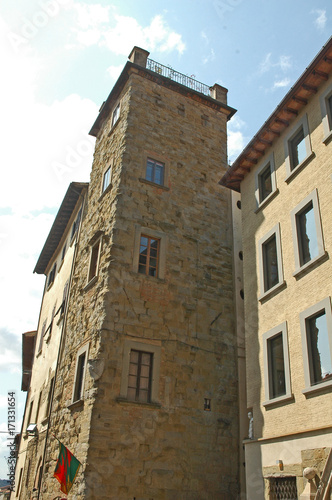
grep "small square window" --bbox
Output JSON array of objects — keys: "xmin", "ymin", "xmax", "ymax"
[
  {"xmin": 111, "ymin": 103, "xmax": 120, "ymax": 127},
  {"xmin": 259, "ymin": 224, "xmax": 284, "ymax": 299},
  {"xmin": 300, "ymin": 298, "xmax": 332, "ymax": 393},
  {"xmin": 255, "ymin": 154, "xmax": 277, "ymax": 207},
  {"xmin": 102, "ymin": 166, "xmax": 111, "ymax": 193},
  {"xmin": 146, "ymin": 158, "xmax": 165, "ymax": 186},
  {"xmin": 291, "ymin": 189, "xmax": 325, "ymax": 274},
  {"xmin": 87, "ymin": 238, "xmax": 102, "ymax": 283},
  {"xmin": 284, "ymin": 114, "xmax": 312, "ymax": 179},
  {"xmin": 138, "ymin": 235, "xmax": 160, "ymax": 277},
  {"xmin": 127, "ymin": 350, "xmax": 153, "ymax": 403},
  {"xmin": 72, "ymin": 344, "xmax": 89, "ymax": 403},
  {"xmin": 263, "ymin": 322, "xmax": 292, "ymax": 405}
]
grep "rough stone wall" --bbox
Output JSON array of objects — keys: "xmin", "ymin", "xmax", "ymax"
[{"xmin": 42, "ymin": 69, "xmax": 238, "ymax": 499}]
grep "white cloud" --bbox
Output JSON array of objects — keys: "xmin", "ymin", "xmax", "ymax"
[
  {"xmin": 259, "ymin": 53, "xmax": 292, "ymax": 75},
  {"xmin": 227, "ymin": 115, "xmax": 247, "ymax": 162},
  {"xmin": 71, "ymin": 8, "xmax": 186, "ymax": 56},
  {"xmin": 203, "ymin": 48, "xmax": 216, "ymax": 65},
  {"xmin": 273, "ymin": 78, "xmax": 291, "ymax": 90},
  {"xmin": 312, "ymin": 9, "xmax": 327, "ymax": 31},
  {"xmin": 107, "ymin": 64, "xmax": 124, "ymax": 83}
]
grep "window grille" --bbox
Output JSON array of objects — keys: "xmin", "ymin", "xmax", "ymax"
[{"xmin": 269, "ymin": 476, "xmax": 298, "ymax": 499}]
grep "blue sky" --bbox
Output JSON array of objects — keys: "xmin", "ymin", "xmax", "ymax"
[{"xmin": 0, "ymin": 0, "xmax": 331, "ymax": 479}]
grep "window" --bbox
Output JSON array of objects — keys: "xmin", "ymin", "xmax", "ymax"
[
  {"xmin": 268, "ymin": 477, "xmax": 297, "ymax": 499},
  {"xmin": 61, "ymin": 242, "xmax": 67, "ymax": 262},
  {"xmin": 119, "ymin": 340, "xmax": 161, "ymax": 404},
  {"xmin": 138, "ymin": 235, "xmax": 160, "ymax": 277},
  {"xmin": 127, "ymin": 350, "xmax": 153, "ymax": 403},
  {"xmin": 87, "ymin": 238, "xmax": 102, "ymax": 283},
  {"xmin": 259, "ymin": 224, "xmax": 284, "ymax": 298},
  {"xmin": 300, "ymin": 298, "xmax": 332, "ymax": 393},
  {"xmin": 111, "ymin": 102, "xmax": 120, "ymax": 127},
  {"xmin": 45, "ymin": 377, "xmax": 54, "ymax": 418},
  {"xmin": 47, "ymin": 262, "xmax": 56, "ymax": 288},
  {"xmin": 284, "ymin": 114, "xmax": 313, "ymax": 179},
  {"xmin": 35, "ymin": 392, "xmax": 42, "ymax": 424},
  {"xmin": 263, "ymin": 322, "xmax": 292, "ymax": 405},
  {"xmin": 255, "ymin": 154, "xmax": 277, "ymax": 207},
  {"xmin": 26, "ymin": 400, "xmax": 34, "ymax": 427},
  {"xmin": 72, "ymin": 344, "xmax": 89, "ymax": 403},
  {"xmin": 145, "ymin": 158, "xmax": 165, "ymax": 186},
  {"xmin": 291, "ymin": 189, "xmax": 325, "ymax": 275},
  {"xmin": 16, "ymin": 467, "xmax": 23, "ymax": 497},
  {"xmin": 37, "ymin": 321, "xmax": 47, "ymax": 353},
  {"xmin": 320, "ymin": 82, "xmax": 332, "ymax": 142},
  {"xmin": 133, "ymin": 226, "xmax": 166, "ymax": 280},
  {"xmin": 71, "ymin": 208, "xmax": 82, "ymax": 241},
  {"xmin": 102, "ymin": 166, "xmax": 111, "ymax": 193}
]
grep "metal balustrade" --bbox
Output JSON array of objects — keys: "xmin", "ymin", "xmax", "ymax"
[{"xmin": 146, "ymin": 58, "xmax": 210, "ymax": 96}]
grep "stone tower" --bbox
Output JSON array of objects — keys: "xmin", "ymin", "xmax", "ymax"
[{"xmin": 40, "ymin": 47, "xmax": 239, "ymax": 499}]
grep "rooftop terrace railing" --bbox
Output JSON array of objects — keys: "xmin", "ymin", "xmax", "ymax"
[{"xmin": 146, "ymin": 58, "xmax": 211, "ymax": 96}]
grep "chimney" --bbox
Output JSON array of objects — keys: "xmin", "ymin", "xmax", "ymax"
[{"xmin": 128, "ymin": 47, "xmax": 150, "ymax": 68}]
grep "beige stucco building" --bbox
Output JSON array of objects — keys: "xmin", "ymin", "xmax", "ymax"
[
  {"xmin": 14, "ymin": 48, "xmax": 241, "ymax": 499},
  {"xmin": 13, "ymin": 183, "xmax": 87, "ymax": 498},
  {"xmin": 222, "ymin": 38, "xmax": 332, "ymax": 499}
]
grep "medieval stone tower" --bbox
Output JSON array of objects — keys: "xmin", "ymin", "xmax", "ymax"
[{"xmin": 37, "ymin": 47, "xmax": 239, "ymax": 499}]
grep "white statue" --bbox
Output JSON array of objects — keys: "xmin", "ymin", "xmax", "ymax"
[{"xmin": 248, "ymin": 411, "xmax": 253, "ymax": 439}]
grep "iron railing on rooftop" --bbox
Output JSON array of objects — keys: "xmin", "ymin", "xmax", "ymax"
[{"xmin": 146, "ymin": 58, "xmax": 211, "ymax": 96}]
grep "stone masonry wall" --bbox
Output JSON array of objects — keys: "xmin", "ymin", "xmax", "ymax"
[{"xmin": 42, "ymin": 68, "xmax": 239, "ymax": 499}]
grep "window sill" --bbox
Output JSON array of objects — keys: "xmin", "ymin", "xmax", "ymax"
[
  {"xmin": 58, "ymin": 260, "xmax": 64, "ymax": 272},
  {"xmin": 46, "ymin": 281, "xmax": 54, "ymax": 292},
  {"xmin": 139, "ymin": 178, "xmax": 170, "ymax": 191},
  {"xmin": 285, "ymin": 151, "xmax": 315, "ymax": 183},
  {"xmin": 67, "ymin": 399, "xmax": 84, "ymax": 410},
  {"xmin": 255, "ymin": 189, "xmax": 279, "ymax": 213},
  {"xmin": 323, "ymin": 129, "xmax": 332, "ymax": 145},
  {"xmin": 83, "ymin": 275, "xmax": 98, "ymax": 292},
  {"xmin": 302, "ymin": 379, "xmax": 332, "ymax": 397},
  {"xmin": 293, "ymin": 251, "xmax": 328, "ymax": 279},
  {"xmin": 263, "ymin": 393, "xmax": 294, "ymax": 408},
  {"xmin": 259, "ymin": 280, "xmax": 286, "ymax": 303},
  {"xmin": 98, "ymin": 183, "xmax": 113, "ymax": 202},
  {"xmin": 116, "ymin": 397, "xmax": 161, "ymax": 409}
]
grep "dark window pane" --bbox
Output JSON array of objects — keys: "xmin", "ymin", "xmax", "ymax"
[
  {"xmin": 263, "ymin": 235, "xmax": 279, "ymax": 291},
  {"xmin": 259, "ymin": 164, "xmax": 272, "ymax": 202},
  {"xmin": 297, "ymin": 202, "xmax": 318, "ymax": 266},
  {"xmin": 290, "ymin": 127, "xmax": 306, "ymax": 169},
  {"xmin": 145, "ymin": 159, "xmax": 164, "ymax": 185},
  {"xmin": 268, "ymin": 334, "xmax": 286, "ymax": 398},
  {"xmin": 307, "ymin": 312, "xmax": 332, "ymax": 385}
]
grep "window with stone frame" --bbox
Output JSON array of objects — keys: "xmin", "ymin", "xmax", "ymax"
[
  {"xmin": 72, "ymin": 344, "xmax": 89, "ymax": 403},
  {"xmin": 37, "ymin": 320, "xmax": 47, "ymax": 354},
  {"xmin": 300, "ymin": 298, "xmax": 332, "ymax": 393},
  {"xmin": 290, "ymin": 189, "xmax": 325, "ymax": 275},
  {"xmin": 87, "ymin": 237, "xmax": 102, "ymax": 283},
  {"xmin": 255, "ymin": 154, "xmax": 277, "ymax": 207},
  {"xmin": 127, "ymin": 350, "xmax": 153, "ymax": 403},
  {"xmin": 259, "ymin": 224, "xmax": 284, "ymax": 299},
  {"xmin": 47, "ymin": 262, "xmax": 56, "ymax": 288},
  {"xmin": 320, "ymin": 82, "xmax": 332, "ymax": 141},
  {"xmin": 44, "ymin": 377, "xmax": 54, "ymax": 418},
  {"xmin": 284, "ymin": 114, "xmax": 313, "ymax": 179},
  {"xmin": 102, "ymin": 165, "xmax": 111, "ymax": 193},
  {"xmin": 145, "ymin": 158, "xmax": 165, "ymax": 186},
  {"xmin": 263, "ymin": 322, "xmax": 292, "ymax": 405},
  {"xmin": 138, "ymin": 235, "xmax": 160, "ymax": 277},
  {"xmin": 111, "ymin": 102, "xmax": 120, "ymax": 127}
]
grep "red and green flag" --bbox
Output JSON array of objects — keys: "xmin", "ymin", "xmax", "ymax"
[{"xmin": 53, "ymin": 440, "xmax": 81, "ymax": 494}]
